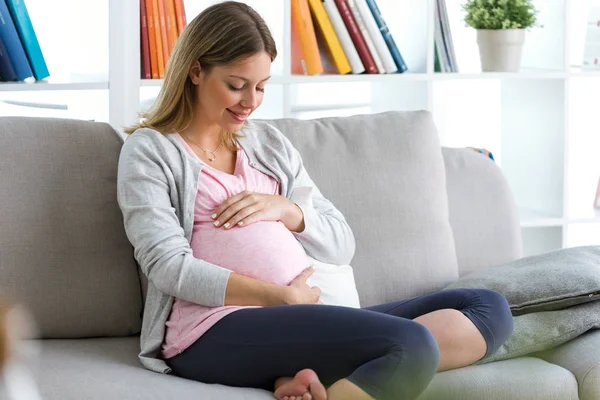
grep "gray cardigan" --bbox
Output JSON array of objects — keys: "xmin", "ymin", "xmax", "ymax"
[{"xmin": 116, "ymin": 120, "xmax": 356, "ymax": 374}]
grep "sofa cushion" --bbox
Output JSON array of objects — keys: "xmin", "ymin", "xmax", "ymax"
[
  {"xmin": 419, "ymin": 357, "xmax": 578, "ymax": 400},
  {"xmin": 0, "ymin": 117, "xmax": 142, "ymax": 338},
  {"xmin": 32, "ymin": 337, "xmax": 272, "ymax": 400},
  {"xmin": 535, "ymin": 328, "xmax": 600, "ymax": 400},
  {"xmin": 264, "ymin": 111, "xmax": 459, "ymax": 306},
  {"xmin": 442, "ymin": 147, "xmax": 523, "ymax": 276}
]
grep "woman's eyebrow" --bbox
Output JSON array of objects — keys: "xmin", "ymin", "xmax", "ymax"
[{"xmin": 228, "ymin": 75, "xmax": 271, "ymax": 82}]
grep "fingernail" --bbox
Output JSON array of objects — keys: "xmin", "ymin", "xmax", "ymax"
[
  {"xmin": 211, "ymin": 213, "xmax": 217, "ymax": 219},
  {"xmin": 224, "ymin": 222, "xmax": 230, "ymax": 229},
  {"xmin": 237, "ymin": 221, "xmax": 243, "ymax": 226},
  {"xmin": 214, "ymin": 221, "xmax": 220, "ymax": 226}
]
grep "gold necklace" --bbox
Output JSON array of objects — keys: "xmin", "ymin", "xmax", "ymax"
[{"xmin": 183, "ymin": 134, "xmax": 222, "ymax": 162}]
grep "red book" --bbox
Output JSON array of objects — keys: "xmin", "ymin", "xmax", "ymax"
[
  {"xmin": 140, "ymin": 0, "xmax": 151, "ymax": 79},
  {"xmin": 334, "ymin": 0, "xmax": 377, "ymax": 74}
]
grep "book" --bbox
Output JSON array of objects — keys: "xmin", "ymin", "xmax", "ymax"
[
  {"xmin": 165, "ymin": 0, "xmax": 178, "ymax": 54},
  {"xmin": 365, "ymin": 0, "xmax": 408, "ymax": 73},
  {"xmin": 151, "ymin": 0, "xmax": 165, "ymax": 78},
  {"xmin": 173, "ymin": 0, "xmax": 186, "ymax": 35},
  {"xmin": 346, "ymin": 0, "xmax": 384, "ymax": 73},
  {"xmin": 307, "ymin": 0, "xmax": 351, "ymax": 74},
  {"xmin": 291, "ymin": 0, "xmax": 323, "ymax": 75},
  {"xmin": 434, "ymin": 0, "xmax": 457, "ymax": 73},
  {"xmin": 140, "ymin": 0, "xmax": 151, "ymax": 79},
  {"xmin": 583, "ymin": 8, "xmax": 600, "ymax": 70},
  {"xmin": 0, "ymin": 35, "xmax": 15, "ymax": 80},
  {"xmin": 157, "ymin": 0, "xmax": 170, "ymax": 66},
  {"xmin": 334, "ymin": 0, "xmax": 377, "ymax": 73},
  {"xmin": 0, "ymin": 0, "xmax": 32, "ymax": 81},
  {"xmin": 353, "ymin": 0, "xmax": 396, "ymax": 73},
  {"xmin": 5, "ymin": 0, "xmax": 48, "ymax": 80},
  {"xmin": 145, "ymin": 0, "xmax": 159, "ymax": 79},
  {"xmin": 323, "ymin": 0, "xmax": 364, "ymax": 74}
]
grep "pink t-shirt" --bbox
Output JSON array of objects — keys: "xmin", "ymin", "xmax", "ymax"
[{"xmin": 161, "ymin": 134, "xmax": 310, "ymax": 359}]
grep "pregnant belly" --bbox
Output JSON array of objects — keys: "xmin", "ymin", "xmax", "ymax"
[{"xmin": 190, "ymin": 220, "xmax": 309, "ymax": 286}]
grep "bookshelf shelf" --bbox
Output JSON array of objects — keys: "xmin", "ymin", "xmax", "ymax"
[
  {"xmin": 0, "ymin": 81, "xmax": 108, "ymax": 92},
  {"xmin": 0, "ymin": 0, "xmax": 595, "ymax": 256}
]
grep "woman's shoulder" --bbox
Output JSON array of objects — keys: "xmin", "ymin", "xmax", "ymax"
[{"xmin": 123, "ymin": 127, "xmax": 180, "ymax": 155}]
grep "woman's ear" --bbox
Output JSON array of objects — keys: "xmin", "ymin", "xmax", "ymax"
[{"xmin": 188, "ymin": 60, "xmax": 202, "ymax": 85}]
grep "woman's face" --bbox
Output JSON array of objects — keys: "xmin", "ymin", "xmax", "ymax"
[{"xmin": 190, "ymin": 51, "xmax": 272, "ymax": 133}]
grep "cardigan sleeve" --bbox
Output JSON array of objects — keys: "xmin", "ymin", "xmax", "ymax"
[{"xmin": 117, "ymin": 133, "xmax": 232, "ymax": 307}]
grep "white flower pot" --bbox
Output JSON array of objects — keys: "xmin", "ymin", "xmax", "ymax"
[{"xmin": 476, "ymin": 29, "xmax": 526, "ymax": 72}]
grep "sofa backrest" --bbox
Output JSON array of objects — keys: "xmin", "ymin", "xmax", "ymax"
[
  {"xmin": 264, "ymin": 111, "xmax": 461, "ymax": 306},
  {"xmin": 442, "ymin": 147, "xmax": 523, "ymax": 276},
  {"xmin": 0, "ymin": 117, "xmax": 142, "ymax": 338}
]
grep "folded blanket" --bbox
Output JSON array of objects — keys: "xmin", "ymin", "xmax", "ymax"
[
  {"xmin": 444, "ymin": 245, "xmax": 600, "ymax": 363},
  {"xmin": 477, "ymin": 299, "xmax": 600, "ymax": 364},
  {"xmin": 445, "ymin": 246, "xmax": 600, "ymax": 316}
]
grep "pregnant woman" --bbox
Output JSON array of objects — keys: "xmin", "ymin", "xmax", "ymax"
[{"xmin": 117, "ymin": 2, "xmax": 514, "ymax": 399}]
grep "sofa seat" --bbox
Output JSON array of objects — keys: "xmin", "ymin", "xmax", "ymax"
[
  {"xmin": 32, "ymin": 337, "xmax": 272, "ymax": 400},
  {"xmin": 28, "ymin": 336, "xmax": 579, "ymax": 400},
  {"xmin": 419, "ymin": 357, "xmax": 578, "ymax": 400},
  {"xmin": 534, "ymin": 329, "xmax": 600, "ymax": 400}
]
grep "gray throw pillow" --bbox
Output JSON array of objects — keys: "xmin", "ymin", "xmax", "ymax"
[{"xmin": 445, "ymin": 246, "xmax": 600, "ymax": 316}]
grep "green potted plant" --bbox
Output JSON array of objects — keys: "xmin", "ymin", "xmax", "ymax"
[{"xmin": 462, "ymin": 0, "xmax": 539, "ymax": 72}]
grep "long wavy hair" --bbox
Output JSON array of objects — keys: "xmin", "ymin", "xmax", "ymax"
[{"xmin": 125, "ymin": 1, "xmax": 277, "ymax": 151}]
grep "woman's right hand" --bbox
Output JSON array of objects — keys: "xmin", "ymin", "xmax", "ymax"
[{"xmin": 285, "ymin": 267, "xmax": 321, "ymax": 305}]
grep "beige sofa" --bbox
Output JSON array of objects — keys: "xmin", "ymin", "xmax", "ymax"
[{"xmin": 1, "ymin": 111, "xmax": 597, "ymax": 399}]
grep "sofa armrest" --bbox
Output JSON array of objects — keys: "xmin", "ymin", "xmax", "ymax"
[{"xmin": 442, "ymin": 148, "xmax": 523, "ymax": 276}]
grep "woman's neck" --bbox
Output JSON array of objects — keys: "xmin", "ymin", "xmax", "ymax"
[{"xmin": 181, "ymin": 117, "xmax": 222, "ymax": 149}]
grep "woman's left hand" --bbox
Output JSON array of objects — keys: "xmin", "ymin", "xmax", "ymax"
[{"xmin": 212, "ymin": 191, "xmax": 304, "ymax": 231}]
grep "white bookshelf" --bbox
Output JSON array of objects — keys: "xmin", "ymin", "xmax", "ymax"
[{"xmin": 1, "ymin": 0, "xmax": 599, "ymax": 256}]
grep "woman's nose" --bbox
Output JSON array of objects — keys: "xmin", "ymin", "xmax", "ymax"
[{"xmin": 241, "ymin": 90, "xmax": 258, "ymax": 109}]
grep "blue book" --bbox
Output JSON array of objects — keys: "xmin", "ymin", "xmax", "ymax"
[
  {"xmin": 365, "ymin": 0, "xmax": 408, "ymax": 73},
  {"xmin": 6, "ymin": 0, "xmax": 48, "ymax": 80},
  {"xmin": 0, "ymin": 0, "xmax": 32, "ymax": 81},
  {"xmin": 0, "ymin": 34, "xmax": 16, "ymax": 80}
]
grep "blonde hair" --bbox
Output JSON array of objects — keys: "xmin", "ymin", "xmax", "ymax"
[{"xmin": 125, "ymin": 1, "xmax": 277, "ymax": 151}]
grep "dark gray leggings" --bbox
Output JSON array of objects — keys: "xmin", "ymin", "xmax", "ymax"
[{"xmin": 166, "ymin": 288, "xmax": 513, "ymax": 400}]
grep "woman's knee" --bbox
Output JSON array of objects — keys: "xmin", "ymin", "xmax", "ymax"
[
  {"xmin": 390, "ymin": 320, "xmax": 440, "ymax": 372},
  {"xmin": 469, "ymin": 289, "xmax": 514, "ymax": 350}
]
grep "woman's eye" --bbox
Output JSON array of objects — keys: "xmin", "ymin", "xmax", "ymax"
[{"xmin": 228, "ymin": 84, "xmax": 243, "ymax": 91}]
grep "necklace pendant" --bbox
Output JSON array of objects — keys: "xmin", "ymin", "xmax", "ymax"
[{"xmin": 207, "ymin": 151, "xmax": 216, "ymax": 162}]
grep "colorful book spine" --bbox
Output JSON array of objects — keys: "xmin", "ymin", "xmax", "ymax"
[
  {"xmin": 323, "ymin": 0, "xmax": 364, "ymax": 74},
  {"xmin": 307, "ymin": 0, "xmax": 351, "ymax": 74},
  {"xmin": 346, "ymin": 0, "xmax": 384, "ymax": 73},
  {"xmin": 151, "ymin": 0, "xmax": 165, "ymax": 78},
  {"xmin": 140, "ymin": 0, "xmax": 151, "ymax": 79},
  {"xmin": 173, "ymin": 0, "xmax": 186, "ymax": 35},
  {"xmin": 365, "ymin": 0, "xmax": 408, "ymax": 73},
  {"xmin": 157, "ymin": 0, "xmax": 169, "ymax": 66},
  {"xmin": 165, "ymin": 0, "xmax": 178, "ymax": 54},
  {"xmin": 354, "ymin": 0, "xmax": 396, "ymax": 73},
  {"xmin": 5, "ymin": 0, "xmax": 48, "ymax": 80},
  {"xmin": 291, "ymin": 0, "xmax": 323, "ymax": 75},
  {"xmin": 0, "ymin": 34, "xmax": 15, "ymax": 80},
  {"xmin": 0, "ymin": 0, "xmax": 32, "ymax": 81},
  {"xmin": 334, "ymin": 0, "xmax": 377, "ymax": 73},
  {"xmin": 145, "ymin": 0, "xmax": 159, "ymax": 79}
]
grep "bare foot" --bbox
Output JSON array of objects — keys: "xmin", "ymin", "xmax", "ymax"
[{"xmin": 274, "ymin": 369, "xmax": 327, "ymax": 400}]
